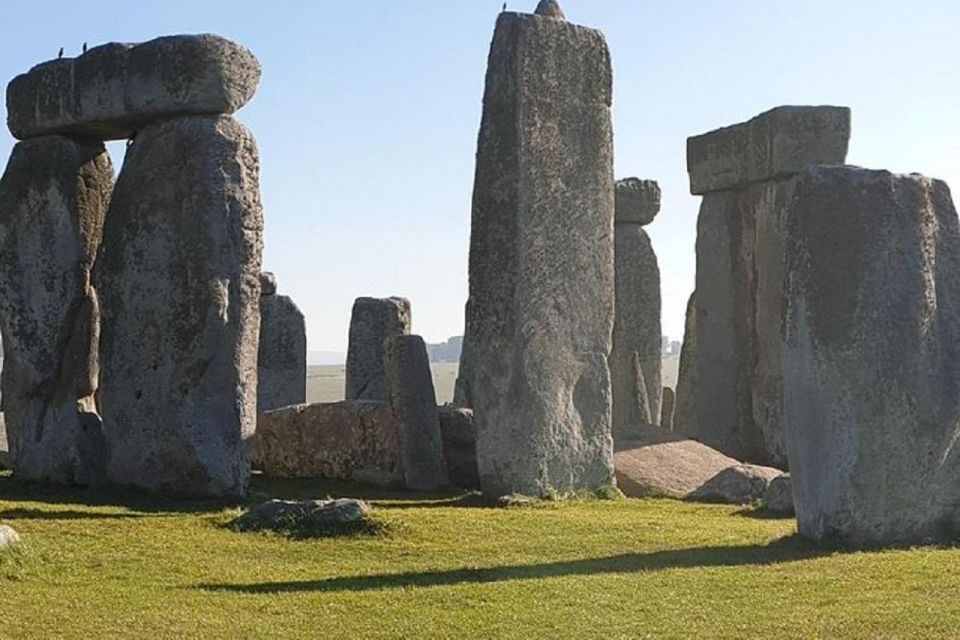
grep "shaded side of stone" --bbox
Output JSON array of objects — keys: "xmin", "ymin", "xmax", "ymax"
[
  {"xmin": 383, "ymin": 335, "xmax": 448, "ymax": 490},
  {"xmin": 0, "ymin": 135, "xmax": 112, "ymax": 485},
  {"xmin": 258, "ymin": 293, "xmax": 307, "ymax": 413},
  {"xmin": 344, "ymin": 297, "xmax": 411, "ymax": 401},
  {"xmin": 253, "ymin": 401, "xmax": 403, "ymax": 487},
  {"xmin": 660, "ymin": 387, "xmax": 675, "ymax": 430},
  {"xmin": 97, "ymin": 115, "xmax": 263, "ymax": 498},
  {"xmin": 783, "ymin": 166, "xmax": 960, "ymax": 547},
  {"xmin": 611, "ymin": 224, "xmax": 661, "ymax": 436},
  {"xmin": 7, "ymin": 34, "xmax": 261, "ymax": 140},
  {"xmin": 464, "ymin": 12, "xmax": 614, "ymax": 496},
  {"xmin": 673, "ymin": 293, "xmax": 697, "ymax": 433},
  {"xmin": 438, "ymin": 405, "xmax": 479, "ymax": 490}
]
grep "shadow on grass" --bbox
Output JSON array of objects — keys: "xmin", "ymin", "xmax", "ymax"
[
  {"xmin": 733, "ymin": 506, "xmax": 795, "ymax": 521},
  {"xmin": 197, "ymin": 535, "xmax": 826, "ymax": 594},
  {"xmin": 0, "ymin": 507, "xmax": 154, "ymax": 521},
  {"xmin": 0, "ymin": 472, "xmax": 466, "ymax": 514}
]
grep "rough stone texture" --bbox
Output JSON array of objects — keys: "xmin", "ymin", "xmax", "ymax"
[
  {"xmin": 611, "ymin": 223, "xmax": 661, "ymax": 435},
  {"xmin": 615, "ymin": 178, "xmax": 661, "ymax": 226},
  {"xmin": 345, "ymin": 297, "xmax": 411, "ymax": 401},
  {"xmin": 0, "ymin": 525, "xmax": 20, "ymax": 550},
  {"xmin": 0, "ymin": 415, "xmax": 9, "ymax": 470},
  {"xmin": 687, "ymin": 106, "xmax": 851, "ymax": 195},
  {"xmin": 673, "ymin": 293, "xmax": 697, "ymax": 433},
  {"xmin": 438, "ymin": 405, "xmax": 479, "ymax": 490},
  {"xmin": 763, "ymin": 473, "xmax": 793, "ymax": 515},
  {"xmin": 258, "ymin": 290, "xmax": 307, "ymax": 413},
  {"xmin": 614, "ymin": 425, "xmax": 740, "ymax": 499},
  {"xmin": 660, "ymin": 387, "xmax": 675, "ymax": 430},
  {"xmin": 688, "ymin": 463, "xmax": 782, "ymax": 504},
  {"xmin": 7, "ymin": 34, "xmax": 261, "ymax": 141},
  {"xmin": 458, "ymin": 11, "xmax": 615, "ymax": 496},
  {"xmin": 259, "ymin": 271, "xmax": 277, "ymax": 296},
  {"xmin": 97, "ymin": 115, "xmax": 263, "ymax": 498},
  {"xmin": 0, "ymin": 135, "xmax": 112, "ymax": 485},
  {"xmin": 383, "ymin": 335, "xmax": 448, "ymax": 490},
  {"xmin": 230, "ymin": 498, "xmax": 369, "ymax": 532},
  {"xmin": 534, "ymin": 0, "xmax": 566, "ymax": 19},
  {"xmin": 783, "ymin": 166, "xmax": 960, "ymax": 547},
  {"xmin": 253, "ymin": 401, "xmax": 402, "ymax": 487}
]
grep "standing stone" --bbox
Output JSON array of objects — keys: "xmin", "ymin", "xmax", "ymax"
[
  {"xmin": 660, "ymin": 387, "xmax": 675, "ymax": 430},
  {"xmin": 6, "ymin": 34, "xmax": 261, "ymax": 141},
  {"xmin": 258, "ymin": 275, "xmax": 307, "ymax": 413},
  {"xmin": 673, "ymin": 293, "xmax": 697, "ymax": 433},
  {"xmin": 383, "ymin": 335, "xmax": 447, "ymax": 490},
  {"xmin": 0, "ymin": 136, "xmax": 112, "ymax": 485},
  {"xmin": 611, "ymin": 178, "xmax": 662, "ymax": 435},
  {"xmin": 97, "ymin": 115, "xmax": 263, "ymax": 497},
  {"xmin": 783, "ymin": 167, "xmax": 960, "ymax": 546},
  {"xmin": 438, "ymin": 406, "xmax": 479, "ymax": 490},
  {"xmin": 680, "ymin": 106, "xmax": 850, "ymax": 467},
  {"xmin": 458, "ymin": 6, "xmax": 615, "ymax": 496},
  {"xmin": 344, "ymin": 297, "xmax": 411, "ymax": 401},
  {"xmin": 0, "ymin": 415, "xmax": 8, "ymax": 469}
]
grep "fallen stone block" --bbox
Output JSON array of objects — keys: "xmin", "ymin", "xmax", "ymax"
[
  {"xmin": 763, "ymin": 473, "xmax": 793, "ymax": 515},
  {"xmin": 688, "ymin": 463, "xmax": 782, "ymax": 504}
]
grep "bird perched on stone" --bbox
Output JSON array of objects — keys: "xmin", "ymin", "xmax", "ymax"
[
  {"xmin": 83, "ymin": 42, "xmax": 88, "ymax": 53},
  {"xmin": 58, "ymin": 47, "xmax": 64, "ymax": 59},
  {"xmin": 502, "ymin": 2, "xmax": 507, "ymax": 11},
  {"xmin": 534, "ymin": 0, "xmax": 565, "ymax": 19}
]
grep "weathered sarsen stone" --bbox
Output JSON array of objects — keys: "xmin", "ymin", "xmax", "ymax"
[
  {"xmin": 458, "ymin": 6, "xmax": 615, "ymax": 496},
  {"xmin": 384, "ymin": 335, "xmax": 448, "ymax": 490},
  {"xmin": 97, "ymin": 115, "xmax": 263, "ymax": 497},
  {"xmin": 611, "ymin": 178, "xmax": 661, "ymax": 435},
  {"xmin": 345, "ymin": 297, "xmax": 411, "ymax": 401},
  {"xmin": 783, "ymin": 167, "xmax": 960, "ymax": 546},
  {"xmin": 680, "ymin": 106, "xmax": 850, "ymax": 468},
  {"xmin": 253, "ymin": 401, "xmax": 403, "ymax": 487},
  {"xmin": 438, "ymin": 406, "xmax": 479, "ymax": 490},
  {"xmin": 258, "ymin": 276, "xmax": 307, "ymax": 413},
  {"xmin": 0, "ymin": 135, "xmax": 112, "ymax": 485},
  {"xmin": 7, "ymin": 34, "xmax": 261, "ymax": 141}
]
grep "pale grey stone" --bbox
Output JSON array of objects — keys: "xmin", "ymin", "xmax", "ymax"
[
  {"xmin": 0, "ymin": 525, "xmax": 20, "ymax": 550},
  {"xmin": 0, "ymin": 415, "xmax": 7, "ymax": 470},
  {"xmin": 763, "ymin": 473, "xmax": 793, "ymax": 515},
  {"xmin": 7, "ymin": 34, "xmax": 260, "ymax": 140},
  {"xmin": 615, "ymin": 178, "xmax": 661, "ymax": 225},
  {"xmin": 97, "ymin": 115, "xmax": 263, "ymax": 498},
  {"xmin": 460, "ymin": 10, "xmax": 614, "ymax": 496},
  {"xmin": 383, "ymin": 335, "xmax": 448, "ymax": 491},
  {"xmin": 258, "ymin": 291, "xmax": 307, "ymax": 413},
  {"xmin": 0, "ymin": 135, "xmax": 111, "ymax": 485},
  {"xmin": 344, "ymin": 297, "xmax": 411, "ymax": 401},
  {"xmin": 673, "ymin": 293, "xmax": 697, "ymax": 433},
  {"xmin": 783, "ymin": 166, "xmax": 960, "ymax": 546},
  {"xmin": 611, "ymin": 223, "xmax": 661, "ymax": 436},
  {"xmin": 689, "ymin": 463, "xmax": 782, "ymax": 504},
  {"xmin": 687, "ymin": 106, "xmax": 850, "ymax": 195}
]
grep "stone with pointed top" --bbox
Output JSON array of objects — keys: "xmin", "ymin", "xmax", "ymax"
[{"xmin": 534, "ymin": 0, "xmax": 565, "ymax": 19}]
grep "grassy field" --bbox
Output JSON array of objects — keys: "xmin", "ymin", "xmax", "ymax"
[
  {"xmin": 307, "ymin": 357, "xmax": 680, "ymax": 406},
  {"xmin": 2, "ymin": 471, "xmax": 958, "ymax": 638}
]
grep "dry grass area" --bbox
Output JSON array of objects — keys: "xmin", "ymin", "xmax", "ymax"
[{"xmin": 1, "ymin": 471, "xmax": 958, "ymax": 639}]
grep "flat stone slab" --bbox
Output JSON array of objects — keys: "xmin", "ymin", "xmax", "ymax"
[
  {"xmin": 613, "ymin": 425, "xmax": 739, "ymax": 499},
  {"xmin": 253, "ymin": 401, "xmax": 403, "ymax": 487},
  {"xmin": 687, "ymin": 106, "xmax": 850, "ymax": 194},
  {"xmin": 229, "ymin": 498, "xmax": 370, "ymax": 534},
  {"xmin": 7, "ymin": 34, "xmax": 260, "ymax": 140}
]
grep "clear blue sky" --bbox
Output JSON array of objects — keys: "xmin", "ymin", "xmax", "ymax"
[{"xmin": 1, "ymin": 1, "xmax": 957, "ymax": 354}]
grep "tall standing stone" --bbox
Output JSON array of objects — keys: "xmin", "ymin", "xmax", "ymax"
[
  {"xmin": 680, "ymin": 106, "xmax": 850, "ymax": 467},
  {"xmin": 258, "ymin": 273, "xmax": 307, "ymax": 413},
  {"xmin": 0, "ymin": 136, "xmax": 112, "ymax": 485},
  {"xmin": 611, "ymin": 178, "xmax": 662, "ymax": 436},
  {"xmin": 344, "ymin": 297, "xmax": 411, "ymax": 401},
  {"xmin": 673, "ymin": 293, "xmax": 697, "ymax": 433},
  {"xmin": 383, "ymin": 335, "xmax": 448, "ymax": 490},
  {"xmin": 783, "ymin": 167, "xmax": 960, "ymax": 546},
  {"xmin": 97, "ymin": 115, "xmax": 263, "ymax": 497},
  {"xmin": 458, "ymin": 4, "xmax": 615, "ymax": 496}
]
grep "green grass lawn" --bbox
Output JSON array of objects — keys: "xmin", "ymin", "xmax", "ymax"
[{"xmin": 1, "ymin": 470, "xmax": 957, "ymax": 639}]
